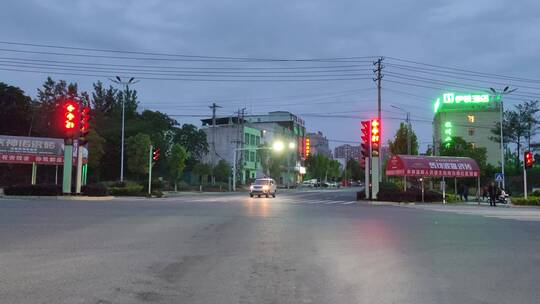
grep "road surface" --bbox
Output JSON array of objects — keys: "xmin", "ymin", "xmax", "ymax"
[{"xmin": 1, "ymin": 189, "xmax": 540, "ymax": 303}]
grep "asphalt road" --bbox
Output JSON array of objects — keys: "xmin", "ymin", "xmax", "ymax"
[{"xmin": 1, "ymin": 189, "xmax": 540, "ymax": 304}]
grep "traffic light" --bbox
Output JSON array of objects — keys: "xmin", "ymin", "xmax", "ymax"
[
  {"xmin": 79, "ymin": 106, "xmax": 90, "ymax": 146},
  {"xmin": 152, "ymin": 148, "xmax": 160, "ymax": 162},
  {"xmin": 525, "ymin": 151, "xmax": 535, "ymax": 169},
  {"xmin": 305, "ymin": 137, "xmax": 311, "ymax": 157},
  {"xmin": 361, "ymin": 120, "xmax": 370, "ymax": 158},
  {"xmin": 371, "ymin": 119, "xmax": 380, "ymax": 157},
  {"xmin": 62, "ymin": 99, "xmax": 79, "ymax": 137}
]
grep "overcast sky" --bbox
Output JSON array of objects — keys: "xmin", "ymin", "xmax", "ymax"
[{"xmin": 1, "ymin": 0, "xmax": 539, "ymax": 151}]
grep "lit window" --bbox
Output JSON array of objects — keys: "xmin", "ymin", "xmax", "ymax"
[
  {"xmin": 467, "ymin": 115, "xmax": 475, "ymax": 123},
  {"xmin": 468, "ymin": 128, "xmax": 475, "ymax": 136}
]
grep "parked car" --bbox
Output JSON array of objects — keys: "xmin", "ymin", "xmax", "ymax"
[
  {"xmin": 249, "ymin": 178, "xmax": 277, "ymax": 198},
  {"xmin": 300, "ymin": 180, "xmax": 316, "ymax": 188}
]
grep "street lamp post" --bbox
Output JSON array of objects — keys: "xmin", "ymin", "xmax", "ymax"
[
  {"xmin": 110, "ymin": 76, "xmax": 139, "ymax": 182},
  {"xmin": 489, "ymin": 86, "xmax": 517, "ymax": 190}
]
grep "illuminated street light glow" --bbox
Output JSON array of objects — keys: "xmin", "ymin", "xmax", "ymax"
[
  {"xmin": 288, "ymin": 142, "xmax": 296, "ymax": 150},
  {"xmin": 272, "ymin": 141, "xmax": 284, "ymax": 152}
]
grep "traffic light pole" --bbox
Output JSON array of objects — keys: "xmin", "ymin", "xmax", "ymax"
[
  {"xmin": 75, "ymin": 142, "xmax": 83, "ymax": 194},
  {"xmin": 62, "ymin": 141, "xmax": 73, "ymax": 194},
  {"xmin": 524, "ymin": 158, "xmax": 528, "ymax": 199},
  {"xmin": 148, "ymin": 145, "xmax": 153, "ymax": 196}
]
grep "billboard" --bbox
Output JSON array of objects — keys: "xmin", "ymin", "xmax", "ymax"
[{"xmin": 0, "ymin": 135, "xmax": 87, "ymax": 165}]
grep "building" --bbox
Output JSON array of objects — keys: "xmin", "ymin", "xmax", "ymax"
[
  {"xmin": 306, "ymin": 131, "xmax": 331, "ymax": 158},
  {"xmin": 334, "ymin": 144, "xmax": 361, "ymax": 161},
  {"xmin": 201, "ymin": 116, "xmax": 263, "ymax": 183},
  {"xmin": 432, "ymin": 92, "xmax": 501, "ymax": 165},
  {"xmin": 201, "ymin": 111, "xmax": 306, "ymax": 185}
]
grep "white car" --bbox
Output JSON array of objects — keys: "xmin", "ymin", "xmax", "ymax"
[{"xmin": 249, "ymin": 178, "xmax": 277, "ymax": 198}]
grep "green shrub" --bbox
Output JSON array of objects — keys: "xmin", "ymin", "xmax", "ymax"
[
  {"xmin": 108, "ymin": 183, "xmax": 144, "ymax": 196},
  {"xmin": 530, "ymin": 190, "xmax": 540, "ymax": 197},
  {"xmin": 4, "ymin": 184, "xmax": 61, "ymax": 196},
  {"xmin": 82, "ymin": 183, "xmax": 109, "ymax": 196},
  {"xmin": 512, "ymin": 197, "xmax": 540, "ymax": 206}
]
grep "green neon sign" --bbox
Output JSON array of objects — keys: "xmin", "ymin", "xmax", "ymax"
[
  {"xmin": 434, "ymin": 92, "xmax": 499, "ymax": 113},
  {"xmin": 443, "ymin": 93, "xmax": 490, "ymax": 104},
  {"xmin": 443, "ymin": 121, "xmax": 453, "ymax": 145}
]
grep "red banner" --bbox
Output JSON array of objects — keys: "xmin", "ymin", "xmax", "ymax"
[
  {"xmin": 0, "ymin": 135, "xmax": 87, "ymax": 166},
  {"xmin": 386, "ymin": 155, "xmax": 480, "ymax": 178}
]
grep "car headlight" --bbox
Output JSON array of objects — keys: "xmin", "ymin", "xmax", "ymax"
[
  {"xmin": 262, "ymin": 185, "xmax": 269, "ymax": 191},
  {"xmin": 250, "ymin": 185, "xmax": 254, "ymax": 190}
]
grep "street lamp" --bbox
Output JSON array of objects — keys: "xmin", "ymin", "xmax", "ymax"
[
  {"xmin": 109, "ymin": 76, "xmax": 139, "ymax": 182},
  {"xmin": 232, "ymin": 140, "xmax": 296, "ymax": 191},
  {"xmin": 488, "ymin": 86, "xmax": 517, "ymax": 190}
]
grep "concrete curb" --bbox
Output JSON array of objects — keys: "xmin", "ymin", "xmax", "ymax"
[{"xmin": 0, "ymin": 195, "xmax": 115, "ymax": 201}]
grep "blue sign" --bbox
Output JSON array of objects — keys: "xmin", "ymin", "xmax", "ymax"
[{"xmin": 495, "ymin": 173, "xmax": 504, "ymax": 182}]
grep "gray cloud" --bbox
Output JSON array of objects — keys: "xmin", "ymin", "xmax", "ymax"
[{"xmin": 1, "ymin": 0, "xmax": 539, "ymax": 150}]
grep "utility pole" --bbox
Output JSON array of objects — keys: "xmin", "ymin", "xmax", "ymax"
[
  {"xmin": 209, "ymin": 103, "xmax": 222, "ymax": 165},
  {"xmin": 373, "ymin": 57, "xmax": 384, "ymax": 183},
  {"xmin": 232, "ymin": 108, "xmax": 246, "ymax": 191}
]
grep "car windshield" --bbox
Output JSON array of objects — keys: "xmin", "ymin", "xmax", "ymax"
[{"xmin": 254, "ymin": 179, "xmax": 270, "ymax": 185}]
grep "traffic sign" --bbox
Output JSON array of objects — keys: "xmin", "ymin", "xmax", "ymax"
[{"xmin": 495, "ymin": 173, "xmax": 504, "ymax": 182}]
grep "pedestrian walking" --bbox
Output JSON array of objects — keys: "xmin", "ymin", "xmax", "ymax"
[
  {"xmin": 463, "ymin": 184, "xmax": 469, "ymax": 202},
  {"xmin": 482, "ymin": 186, "xmax": 489, "ymax": 201},
  {"xmin": 458, "ymin": 183, "xmax": 464, "ymax": 201},
  {"xmin": 488, "ymin": 182, "xmax": 498, "ymax": 207}
]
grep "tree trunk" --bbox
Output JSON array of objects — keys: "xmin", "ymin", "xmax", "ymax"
[{"xmin": 174, "ymin": 181, "xmax": 177, "ymax": 192}]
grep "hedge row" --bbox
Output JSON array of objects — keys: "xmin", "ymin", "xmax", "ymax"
[
  {"xmin": 512, "ymin": 197, "xmax": 540, "ymax": 206},
  {"xmin": 4, "ymin": 184, "xmax": 61, "ymax": 196}
]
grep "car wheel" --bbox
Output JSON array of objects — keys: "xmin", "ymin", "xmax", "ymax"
[
  {"xmin": 272, "ymin": 192, "xmax": 276, "ymax": 198},
  {"xmin": 258, "ymin": 195, "xmax": 261, "ymax": 198},
  {"xmin": 265, "ymin": 193, "xmax": 269, "ymax": 198},
  {"xmin": 250, "ymin": 194, "xmax": 253, "ymax": 197}
]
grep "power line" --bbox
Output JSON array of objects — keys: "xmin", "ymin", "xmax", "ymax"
[
  {"xmin": 0, "ymin": 47, "xmax": 374, "ymax": 63},
  {"xmin": 0, "ymin": 67, "xmax": 373, "ymax": 82},
  {"xmin": 386, "ymin": 56, "xmax": 540, "ymax": 84},
  {"xmin": 0, "ymin": 40, "xmax": 380, "ymax": 62}
]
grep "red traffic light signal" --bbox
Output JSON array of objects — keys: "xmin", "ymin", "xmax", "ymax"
[
  {"xmin": 361, "ymin": 120, "xmax": 371, "ymax": 158},
  {"xmin": 63, "ymin": 100, "xmax": 79, "ymax": 136},
  {"xmin": 79, "ymin": 106, "xmax": 91, "ymax": 145},
  {"xmin": 371, "ymin": 119, "xmax": 381, "ymax": 157},
  {"xmin": 152, "ymin": 148, "xmax": 160, "ymax": 162},
  {"xmin": 525, "ymin": 151, "xmax": 535, "ymax": 169}
]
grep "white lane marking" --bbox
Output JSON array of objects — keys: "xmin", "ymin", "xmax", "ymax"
[
  {"xmin": 307, "ymin": 200, "xmax": 329, "ymax": 204},
  {"xmin": 341, "ymin": 201, "xmax": 357, "ymax": 205},
  {"xmin": 324, "ymin": 200, "xmax": 348, "ymax": 204}
]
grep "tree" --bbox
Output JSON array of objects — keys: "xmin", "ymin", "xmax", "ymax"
[
  {"xmin": 125, "ymin": 133, "xmax": 152, "ymax": 179},
  {"xmin": 213, "ymin": 160, "xmax": 231, "ymax": 182},
  {"xmin": 491, "ymin": 101, "xmax": 539, "ymax": 170},
  {"xmin": 193, "ymin": 162, "xmax": 212, "ymax": 185},
  {"xmin": 91, "ymin": 81, "xmax": 117, "ymax": 114},
  {"xmin": 344, "ymin": 159, "xmax": 363, "ymax": 181},
  {"xmin": 86, "ymin": 129, "xmax": 106, "ymax": 182},
  {"xmin": 168, "ymin": 144, "xmax": 188, "ymax": 191},
  {"xmin": 0, "ymin": 82, "xmax": 33, "ymax": 136},
  {"xmin": 440, "ymin": 136, "xmax": 487, "ymax": 170},
  {"xmin": 327, "ymin": 159, "xmax": 341, "ymax": 181},
  {"xmin": 305, "ymin": 154, "xmax": 331, "ymax": 181},
  {"xmin": 388, "ymin": 122, "xmax": 418, "ymax": 155},
  {"xmin": 173, "ymin": 124, "xmax": 208, "ymax": 160}
]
